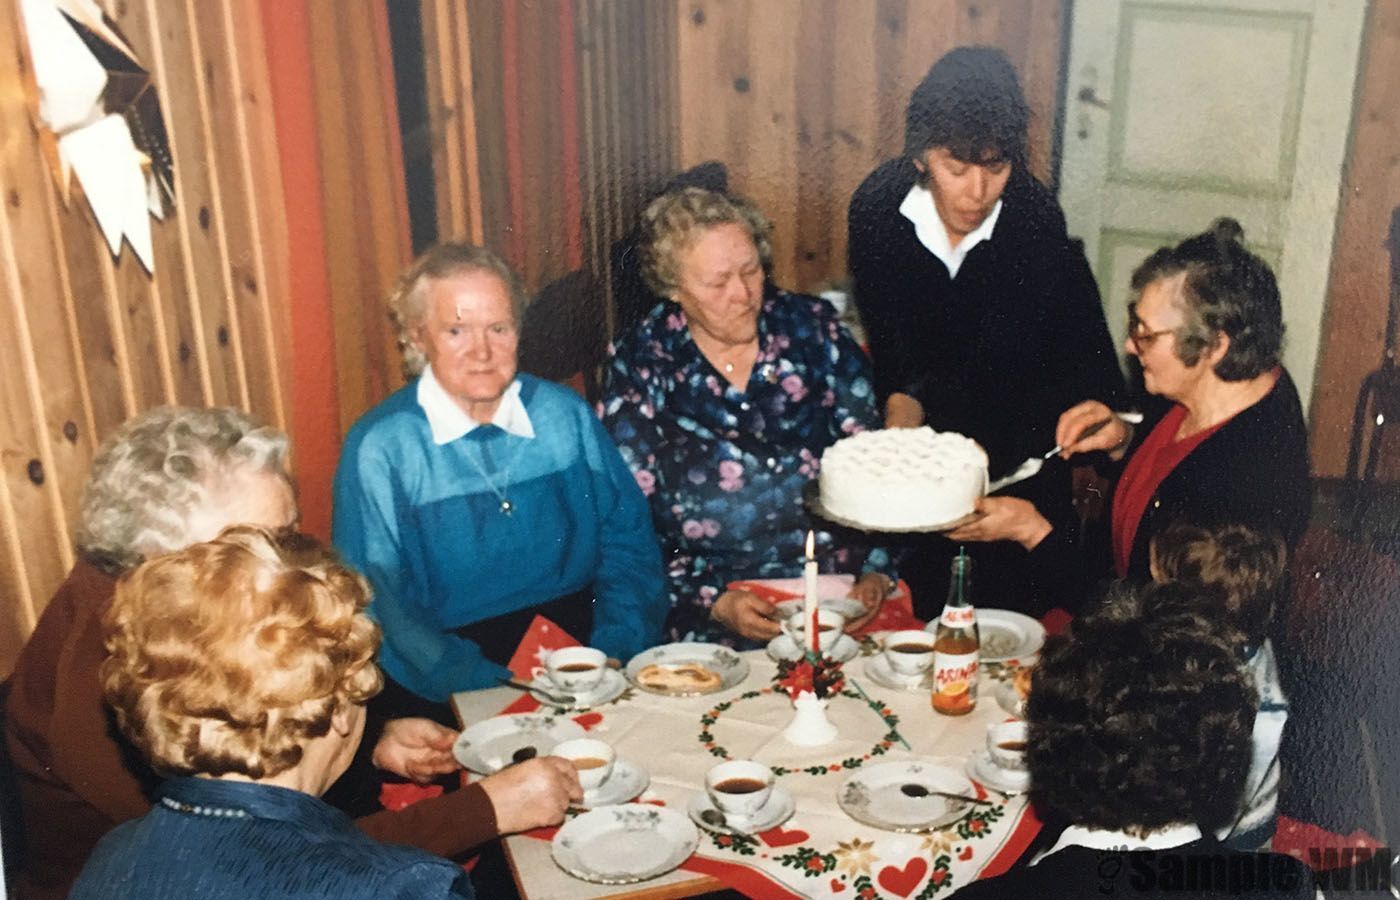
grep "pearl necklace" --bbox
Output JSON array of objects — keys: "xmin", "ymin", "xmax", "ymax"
[{"xmin": 161, "ymin": 796, "xmax": 249, "ymax": 819}]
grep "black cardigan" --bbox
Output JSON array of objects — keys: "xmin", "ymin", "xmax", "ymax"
[
  {"xmin": 847, "ymin": 157, "xmax": 1125, "ymax": 482},
  {"xmin": 1030, "ymin": 368, "xmax": 1312, "ymax": 601}
]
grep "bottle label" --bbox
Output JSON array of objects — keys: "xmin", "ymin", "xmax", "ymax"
[
  {"xmin": 931, "ymin": 650, "xmax": 979, "ymax": 714},
  {"xmin": 940, "ymin": 606, "xmax": 977, "ymax": 629}
]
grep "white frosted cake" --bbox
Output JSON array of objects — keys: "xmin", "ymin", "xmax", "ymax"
[{"xmin": 818, "ymin": 427, "xmax": 987, "ymax": 529}]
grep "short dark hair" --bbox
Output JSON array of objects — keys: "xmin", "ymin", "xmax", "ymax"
[
  {"xmin": 1026, "ymin": 582, "xmax": 1256, "ymax": 836},
  {"xmin": 1149, "ymin": 522, "xmax": 1287, "ymax": 648},
  {"xmin": 1130, "ymin": 218, "xmax": 1284, "ymax": 380},
  {"xmin": 904, "ymin": 46, "xmax": 1029, "ymax": 166}
]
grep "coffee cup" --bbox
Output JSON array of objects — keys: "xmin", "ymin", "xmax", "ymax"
[
  {"xmin": 552, "ymin": 737, "xmax": 616, "ymax": 791},
  {"xmin": 783, "ymin": 609, "xmax": 846, "ymax": 653},
  {"xmin": 533, "ymin": 646, "xmax": 607, "ymax": 693},
  {"xmin": 883, "ymin": 630, "xmax": 936, "ymax": 675},
  {"xmin": 987, "ymin": 720, "xmax": 1028, "ymax": 772},
  {"xmin": 705, "ymin": 759, "xmax": 774, "ymax": 821}
]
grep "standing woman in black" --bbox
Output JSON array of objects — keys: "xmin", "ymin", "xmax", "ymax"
[{"xmin": 848, "ymin": 47, "xmax": 1123, "ymax": 616}]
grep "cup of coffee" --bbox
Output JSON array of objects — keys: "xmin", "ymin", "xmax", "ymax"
[
  {"xmin": 534, "ymin": 646, "xmax": 607, "ymax": 693},
  {"xmin": 552, "ymin": 737, "xmax": 616, "ymax": 791},
  {"xmin": 705, "ymin": 759, "xmax": 774, "ymax": 821},
  {"xmin": 883, "ymin": 630, "xmax": 936, "ymax": 675},
  {"xmin": 783, "ymin": 609, "xmax": 847, "ymax": 653},
  {"xmin": 987, "ymin": 720, "xmax": 1028, "ymax": 772}
]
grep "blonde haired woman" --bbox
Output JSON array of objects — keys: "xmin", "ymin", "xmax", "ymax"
[{"xmin": 71, "ymin": 527, "xmax": 472, "ymax": 898}]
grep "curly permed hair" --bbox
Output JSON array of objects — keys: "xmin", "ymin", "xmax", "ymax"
[
  {"xmin": 387, "ymin": 242, "xmax": 529, "ymax": 379},
  {"xmin": 1130, "ymin": 218, "xmax": 1284, "ymax": 381},
  {"xmin": 76, "ymin": 407, "xmax": 290, "ymax": 574},
  {"xmin": 1149, "ymin": 521, "xmax": 1288, "ymax": 649},
  {"xmin": 1026, "ymin": 581, "xmax": 1256, "ymax": 835},
  {"xmin": 639, "ymin": 187, "xmax": 773, "ymax": 299},
  {"xmin": 100, "ymin": 525, "xmax": 382, "ymax": 780},
  {"xmin": 904, "ymin": 46, "xmax": 1029, "ymax": 166}
]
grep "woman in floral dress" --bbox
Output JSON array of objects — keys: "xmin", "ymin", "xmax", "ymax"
[{"xmin": 601, "ymin": 187, "xmax": 896, "ymax": 646}]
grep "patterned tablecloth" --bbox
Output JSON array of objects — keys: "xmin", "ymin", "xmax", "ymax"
[{"xmin": 453, "ymin": 641, "xmax": 1040, "ymax": 900}]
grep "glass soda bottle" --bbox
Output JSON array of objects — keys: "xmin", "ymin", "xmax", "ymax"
[{"xmin": 931, "ymin": 551, "xmax": 979, "ymax": 716}]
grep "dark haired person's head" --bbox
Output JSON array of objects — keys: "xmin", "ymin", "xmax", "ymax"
[
  {"xmin": 1026, "ymin": 582, "xmax": 1256, "ymax": 836},
  {"xmin": 1149, "ymin": 521, "xmax": 1288, "ymax": 648},
  {"xmin": 1127, "ymin": 218, "xmax": 1284, "ymax": 387},
  {"xmin": 903, "ymin": 47, "xmax": 1030, "ymax": 243}
]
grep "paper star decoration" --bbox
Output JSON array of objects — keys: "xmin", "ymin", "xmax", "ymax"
[{"xmin": 18, "ymin": 0, "xmax": 175, "ymax": 273}]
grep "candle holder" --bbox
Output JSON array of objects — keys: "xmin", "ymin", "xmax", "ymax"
[{"xmin": 775, "ymin": 654, "xmax": 845, "ymax": 747}]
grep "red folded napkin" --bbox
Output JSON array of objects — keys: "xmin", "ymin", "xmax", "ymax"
[
  {"xmin": 506, "ymin": 614, "xmax": 583, "ymax": 679},
  {"xmin": 1274, "ymin": 815, "xmax": 1382, "ymax": 870}
]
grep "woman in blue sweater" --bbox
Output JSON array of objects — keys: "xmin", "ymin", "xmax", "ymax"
[{"xmin": 333, "ymin": 244, "xmax": 667, "ymax": 705}]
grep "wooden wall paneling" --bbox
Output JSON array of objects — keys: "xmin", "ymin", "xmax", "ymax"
[
  {"xmin": 465, "ymin": 0, "xmax": 510, "ymax": 260},
  {"xmin": 1311, "ymin": 0, "xmax": 1400, "ymax": 477},
  {"xmin": 0, "ymin": 1, "xmax": 82, "ymax": 647},
  {"xmin": 1022, "ymin": 0, "xmax": 1066, "ymax": 184},
  {"xmin": 745, "ymin": 1, "xmax": 801, "ymax": 290},
  {"xmin": 108, "ymin": 0, "xmax": 216, "ymax": 409},
  {"xmin": 195, "ymin": 0, "xmax": 288, "ymax": 427},
  {"xmin": 827, "ymin": 1, "xmax": 882, "ymax": 289},
  {"xmin": 792, "ymin": 0, "xmax": 837, "ymax": 292},
  {"xmin": 136, "ymin": 0, "xmax": 245, "ymax": 407},
  {"xmin": 338, "ymin": 4, "xmax": 411, "ymax": 405}
]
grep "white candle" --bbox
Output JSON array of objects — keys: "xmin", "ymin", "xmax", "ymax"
[{"xmin": 804, "ymin": 530, "xmax": 819, "ymax": 653}]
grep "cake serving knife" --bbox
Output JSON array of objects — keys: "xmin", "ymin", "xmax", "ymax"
[{"xmin": 986, "ymin": 411, "xmax": 1144, "ymax": 494}]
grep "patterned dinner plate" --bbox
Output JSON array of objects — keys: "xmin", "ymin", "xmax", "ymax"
[
  {"xmin": 925, "ymin": 608, "xmax": 1046, "ymax": 663},
  {"xmin": 624, "ymin": 642, "xmax": 749, "ymax": 696},
  {"xmin": 552, "ymin": 804, "xmax": 699, "ymax": 884},
  {"xmin": 452, "ymin": 713, "xmax": 585, "ymax": 774},
  {"xmin": 837, "ymin": 760, "xmax": 978, "ymax": 832}
]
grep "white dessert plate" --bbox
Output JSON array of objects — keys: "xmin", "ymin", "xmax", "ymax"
[
  {"xmin": 452, "ymin": 713, "xmax": 585, "ymax": 774},
  {"xmin": 530, "ymin": 667, "xmax": 627, "ymax": 711},
  {"xmin": 552, "ymin": 805, "xmax": 699, "ymax": 885},
  {"xmin": 924, "ymin": 608, "xmax": 1046, "ymax": 663},
  {"xmin": 625, "ymin": 642, "xmax": 749, "ymax": 696},
  {"xmin": 966, "ymin": 750, "xmax": 1029, "ymax": 795},
  {"xmin": 803, "ymin": 482, "xmax": 980, "ymax": 534},
  {"xmin": 772, "ymin": 596, "xmax": 869, "ymax": 622},
  {"xmin": 862, "ymin": 654, "xmax": 932, "ymax": 692},
  {"xmin": 574, "ymin": 758, "xmax": 649, "ymax": 810},
  {"xmin": 687, "ymin": 785, "xmax": 796, "ymax": 835},
  {"xmin": 837, "ymin": 760, "xmax": 978, "ymax": 832},
  {"xmin": 767, "ymin": 632, "xmax": 859, "ymax": 664}
]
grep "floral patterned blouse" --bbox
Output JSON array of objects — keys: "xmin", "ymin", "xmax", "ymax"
[{"xmin": 600, "ymin": 289, "xmax": 896, "ymax": 646}]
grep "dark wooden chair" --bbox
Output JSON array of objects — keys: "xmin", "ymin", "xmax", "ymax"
[{"xmin": 1343, "ymin": 206, "xmax": 1400, "ymax": 529}]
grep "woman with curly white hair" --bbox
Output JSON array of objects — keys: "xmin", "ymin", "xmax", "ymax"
[{"xmin": 4, "ymin": 406, "xmax": 579, "ymax": 900}]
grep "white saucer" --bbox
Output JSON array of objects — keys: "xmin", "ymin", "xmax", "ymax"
[
  {"xmin": 965, "ymin": 750, "xmax": 1029, "ymax": 795},
  {"xmin": 552, "ymin": 805, "xmax": 698, "ymax": 884},
  {"xmin": 453, "ymin": 713, "xmax": 586, "ymax": 774},
  {"xmin": 575, "ymin": 758, "xmax": 649, "ymax": 809},
  {"xmin": 532, "ymin": 667, "xmax": 627, "ymax": 710},
  {"xmin": 687, "ymin": 785, "xmax": 796, "ymax": 835},
  {"xmin": 767, "ymin": 632, "xmax": 859, "ymax": 664},
  {"xmin": 773, "ymin": 596, "xmax": 869, "ymax": 622},
  {"xmin": 862, "ymin": 654, "xmax": 932, "ymax": 692}
]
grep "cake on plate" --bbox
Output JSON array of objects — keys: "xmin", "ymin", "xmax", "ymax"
[{"xmin": 818, "ymin": 427, "xmax": 987, "ymax": 530}]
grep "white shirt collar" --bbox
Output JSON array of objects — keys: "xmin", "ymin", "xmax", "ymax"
[
  {"xmin": 899, "ymin": 184, "xmax": 1002, "ymax": 279},
  {"xmin": 416, "ymin": 365, "xmax": 535, "ymax": 445},
  {"xmin": 1033, "ymin": 823, "xmax": 1204, "ymax": 866}
]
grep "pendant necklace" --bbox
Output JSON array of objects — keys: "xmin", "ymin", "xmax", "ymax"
[{"xmin": 464, "ymin": 439, "xmax": 519, "ymax": 515}]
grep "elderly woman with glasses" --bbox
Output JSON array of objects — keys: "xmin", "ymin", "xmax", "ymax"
[
  {"xmin": 948, "ymin": 218, "xmax": 1310, "ymax": 583},
  {"xmin": 600, "ymin": 187, "xmax": 897, "ymax": 646}
]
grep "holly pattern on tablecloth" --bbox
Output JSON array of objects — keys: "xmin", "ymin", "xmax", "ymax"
[{"xmin": 697, "ymin": 687, "xmax": 901, "ymax": 776}]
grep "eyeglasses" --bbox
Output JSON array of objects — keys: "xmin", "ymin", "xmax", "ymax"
[{"xmin": 1126, "ymin": 318, "xmax": 1174, "ymax": 351}]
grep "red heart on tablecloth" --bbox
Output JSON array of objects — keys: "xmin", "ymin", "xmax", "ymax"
[
  {"xmin": 958, "ymin": 846, "xmax": 973, "ymax": 861},
  {"xmin": 830, "ymin": 877, "xmax": 846, "ymax": 892},
  {"xmin": 571, "ymin": 711, "xmax": 604, "ymax": 730},
  {"xmin": 757, "ymin": 825, "xmax": 809, "ymax": 847},
  {"xmin": 878, "ymin": 858, "xmax": 928, "ymax": 897}
]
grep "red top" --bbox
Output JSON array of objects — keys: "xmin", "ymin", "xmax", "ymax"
[{"xmin": 1110, "ymin": 405, "xmax": 1223, "ymax": 576}]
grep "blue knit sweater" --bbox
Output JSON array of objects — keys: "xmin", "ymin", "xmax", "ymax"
[{"xmin": 333, "ymin": 374, "xmax": 667, "ymax": 700}]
